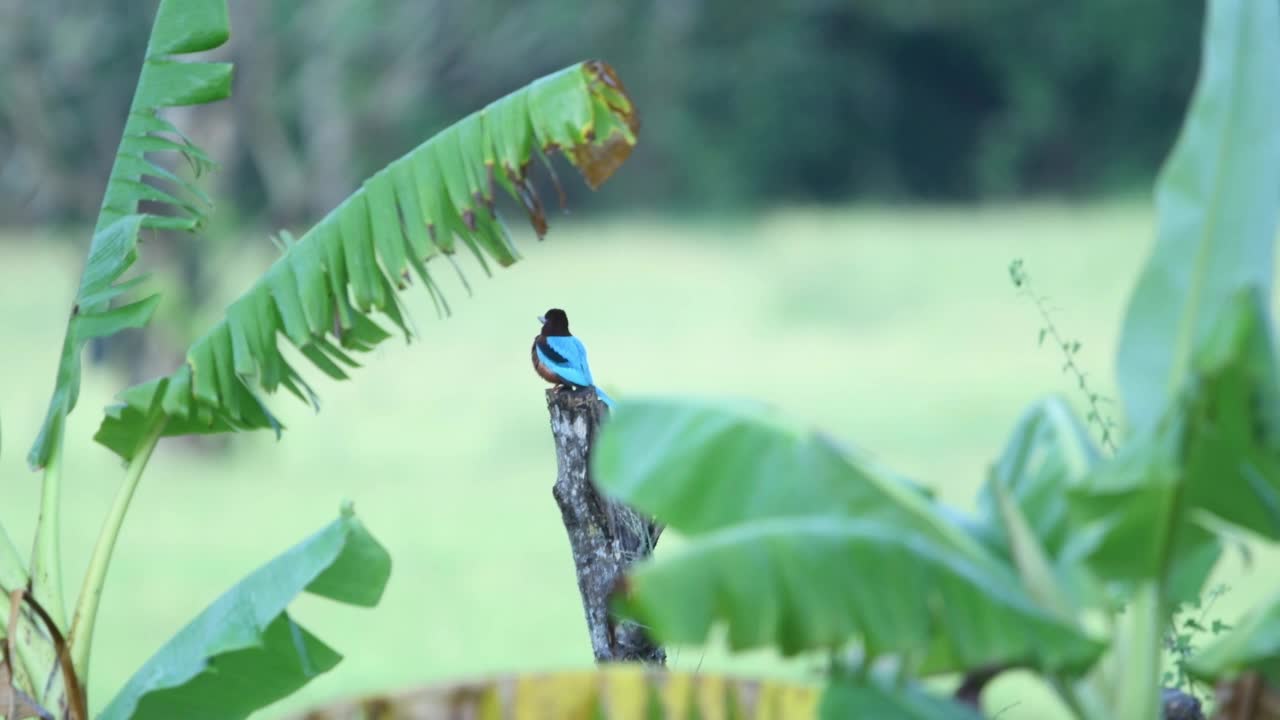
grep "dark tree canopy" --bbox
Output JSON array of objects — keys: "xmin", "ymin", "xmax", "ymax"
[{"xmin": 0, "ymin": 0, "xmax": 1202, "ymax": 224}]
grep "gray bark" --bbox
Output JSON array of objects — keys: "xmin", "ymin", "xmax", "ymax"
[{"xmin": 545, "ymin": 386, "xmax": 665, "ymax": 665}]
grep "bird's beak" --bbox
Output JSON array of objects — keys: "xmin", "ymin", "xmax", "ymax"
[{"xmin": 537, "ymin": 315, "xmax": 546, "ymax": 324}]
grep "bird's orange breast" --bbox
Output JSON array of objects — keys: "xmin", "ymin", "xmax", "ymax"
[{"xmin": 531, "ymin": 337, "xmax": 565, "ymax": 384}]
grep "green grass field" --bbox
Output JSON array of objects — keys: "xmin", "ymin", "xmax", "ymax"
[{"xmin": 2, "ymin": 202, "xmax": 1276, "ymax": 718}]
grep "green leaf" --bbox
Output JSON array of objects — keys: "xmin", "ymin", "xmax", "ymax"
[
  {"xmin": 1067, "ymin": 426, "xmax": 1223, "ymax": 600},
  {"xmin": 989, "ymin": 475, "xmax": 1073, "ymax": 622},
  {"xmin": 1180, "ymin": 290, "xmax": 1280, "ymax": 539},
  {"xmin": 73, "ymin": 294, "xmax": 162, "ymax": 340},
  {"xmin": 98, "ymin": 505, "xmax": 391, "ymax": 720},
  {"xmin": 149, "ymin": 0, "xmax": 230, "ymax": 54},
  {"xmin": 594, "ymin": 398, "xmax": 989, "ymax": 562},
  {"xmin": 616, "ymin": 516, "xmax": 1103, "ymax": 674},
  {"xmin": 598, "ymin": 398, "xmax": 1102, "ymax": 673},
  {"xmin": 28, "ymin": 0, "xmax": 233, "ymax": 470},
  {"xmin": 1067, "ymin": 6, "xmax": 1280, "ymax": 638},
  {"xmin": 1189, "ymin": 588, "xmax": 1280, "ymax": 686},
  {"xmin": 95, "ymin": 60, "xmax": 640, "ymax": 461},
  {"xmin": 1072, "ymin": 291, "xmax": 1280, "ymax": 596},
  {"xmin": 972, "ymin": 396, "xmax": 1099, "ymax": 562},
  {"xmin": 820, "ymin": 677, "xmax": 984, "ymax": 720},
  {"xmin": 1114, "ymin": 0, "xmax": 1280, "ymax": 436},
  {"xmin": 970, "ymin": 397, "xmax": 1136, "ymax": 626}
]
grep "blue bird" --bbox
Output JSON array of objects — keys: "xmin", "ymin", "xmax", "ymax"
[{"xmin": 531, "ymin": 308, "xmax": 615, "ymax": 408}]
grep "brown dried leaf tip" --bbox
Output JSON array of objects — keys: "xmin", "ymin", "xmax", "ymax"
[
  {"xmin": 510, "ymin": 172, "xmax": 548, "ymax": 238},
  {"xmin": 586, "ymin": 60, "xmax": 640, "ymax": 134},
  {"xmin": 573, "ymin": 60, "xmax": 640, "ymax": 190}
]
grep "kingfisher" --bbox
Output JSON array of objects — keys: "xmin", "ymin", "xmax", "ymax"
[{"xmin": 531, "ymin": 308, "xmax": 615, "ymax": 408}]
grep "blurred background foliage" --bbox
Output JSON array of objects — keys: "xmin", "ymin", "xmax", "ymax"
[{"xmin": 1, "ymin": 0, "xmax": 1202, "ymax": 226}]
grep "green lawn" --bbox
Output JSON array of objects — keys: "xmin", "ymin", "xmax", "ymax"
[{"xmin": 1, "ymin": 202, "xmax": 1275, "ymax": 718}]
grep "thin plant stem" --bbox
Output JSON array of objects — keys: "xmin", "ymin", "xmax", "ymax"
[
  {"xmin": 0, "ymin": 519, "xmax": 27, "ymax": 592},
  {"xmin": 1116, "ymin": 581, "xmax": 1164, "ymax": 720},
  {"xmin": 67, "ymin": 418, "xmax": 166, "ymax": 680},
  {"xmin": 1049, "ymin": 676, "xmax": 1111, "ymax": 720},
  {"xmin": 1166, "ymin": 583, "xmax": 1230, "ymax": 704},
  {"xmin": 1009, "ymin": 259, "xmax": 1118, "ymax": 454},
  {"xmin": 29, "ymin": 432, "xmax": 67, "ymax": 630}
]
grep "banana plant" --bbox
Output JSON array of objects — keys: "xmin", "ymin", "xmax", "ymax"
[
  {"xmin": 0, "ymin": 0, "xmax": 640, "ymax": 716},
  {"xmin": 593, "ymin": 0, "xmax": 1280, "ymax": 717}
]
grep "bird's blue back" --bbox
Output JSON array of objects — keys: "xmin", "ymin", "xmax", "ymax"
[{"xmin": 537, "ymin": 335, "xmax": 595, "ymax": 387}]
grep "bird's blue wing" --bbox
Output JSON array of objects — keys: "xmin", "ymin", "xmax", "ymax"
[
  {"xmin": 594, "ymin": 386, "xmax": 615, "ymax": 408},
  {"xmin": 537, "ymin": 335, "xmax": 594, "ymax": 387}
]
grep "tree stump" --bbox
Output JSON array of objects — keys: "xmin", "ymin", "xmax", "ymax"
[{"xmin": 545, "ymin": 386, "xmax": 665, "ymax": 664}]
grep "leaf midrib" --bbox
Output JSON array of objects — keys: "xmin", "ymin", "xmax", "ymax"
[{"xmin": 1167, "ymin": 5, "xmax": 1252, "ymax": 399}]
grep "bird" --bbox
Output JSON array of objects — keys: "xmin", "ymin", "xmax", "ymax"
[{"xmin": 531, "ymin": 308, "xmax": 615, "ymax": 408}]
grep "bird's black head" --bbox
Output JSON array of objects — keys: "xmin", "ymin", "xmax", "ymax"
[{"xmin": 538, "ymin": 308, "xmax": 571, "ymax": 336}]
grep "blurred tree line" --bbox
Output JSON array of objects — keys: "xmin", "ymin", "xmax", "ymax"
[{"xmin": 1, "ymin": 0, "xmax": 1202, "ymax": 227}]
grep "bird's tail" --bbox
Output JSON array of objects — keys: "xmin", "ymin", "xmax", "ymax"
[{"xmin": 594, "ymin": 386, "xmax": 616, "ymax": 409}]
